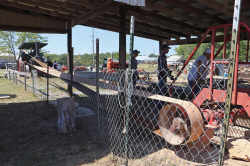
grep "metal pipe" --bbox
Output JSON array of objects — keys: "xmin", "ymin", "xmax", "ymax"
[
  {"xmin": 219, "ymin": 0, "xmax": 242, "ymax": 165},
  {"xmin": 209, "ymin": 29, "xmax": 216, "ymax": 100},
  {"xmin": 125, "ymin": 16, "xmax": 135, "ymax": 166},
  {"xmin": 223, "ymin": 27, "xmax": 228, "ymax": 59},
  {"xmin": 233, "ymin": 27, "xmax": 240, "ymax": 105},
  {"xmin": 129, "ymin": 16, "xmax": 135, "ymax": 69}
]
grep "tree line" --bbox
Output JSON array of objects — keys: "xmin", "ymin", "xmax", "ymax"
[
  {"xmin": 44, "ymin": 52, "xmax": 131, "ymax": 66},
  {"xmin": 1, "ymin": 31, "xmax": 249, "ymax": 67},
  {"xmin": 175, "ymin": 42, "xmax": 248, "ymax": 61}
]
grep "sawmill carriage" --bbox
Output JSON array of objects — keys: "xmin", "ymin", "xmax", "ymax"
[
  {"xmin": 155, "ymin": 23, "xmax": 250, "ymax": 145},
  {"xmin": 115, "ymin": 23, "xmax": 250, "ymax": 146}
]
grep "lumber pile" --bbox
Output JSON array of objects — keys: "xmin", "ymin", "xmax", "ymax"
[{"xmin": 227, "ymin": 139, "xmax": 250, "ymax": 162}]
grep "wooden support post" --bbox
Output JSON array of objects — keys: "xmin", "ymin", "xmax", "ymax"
[
  {"xmin": 47, "ymin": 65, "xmax": 49, "ymax": 102},
  {"xmin": 96, "ymin": 38, "xmax": 101, "ymax": 132},
  {"xmin": 119, "ymin": 6, "xmax": 127, "ymax": 69},
  {"xmin": 67, "ymin": 21, "xmax": 73, "ymax": 97},
  {"xmin": 159, "ymin": 40, "xmax": 163, "ymax": 56}
]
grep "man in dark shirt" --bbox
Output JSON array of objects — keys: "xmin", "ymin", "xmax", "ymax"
[
  {"xmin": 158, "ymin": 44, "xmax": 173, "ymax": 88},
  {"xmin": 131, "ymin": 50, "xmax": 140, "ymax": 87}
]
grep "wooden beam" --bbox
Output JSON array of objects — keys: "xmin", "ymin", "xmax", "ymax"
[
  {"xmin": 126, "ymin": 5, "xmax": 204, "ymax": 34},
  {"xmin": 0, "ymin": 7, "xmax": 67, "ymax": 33},
  {"xmin": 72, "ymin": 0, "xmax": 114, "ymax": 26},
  {"xmin": 82, "ymin": 20, "xmax": 164, "ymax": 41},
  {"xmin": 167, "ymin": 35, "xmax": 226, "ymax": 45},
  {"xmin": 98, "ymin": 14, "xmax": 184, "ymax": 38},
  {"xmin": 198, "ymin": 0, "xmax": 249, "ymax": 22},
  {"xmin": 67, "ymin": 21, "xmax": 73, "ymax": 96},
  {"xmin": 119, "ymin": 6, "xmax": 127, "ymax": 69},
  {"xmin": 0, "ymin": 0, "xmax": 70, "ymax": 19}
]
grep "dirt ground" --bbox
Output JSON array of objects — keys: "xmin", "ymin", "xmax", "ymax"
[{"xmin": 0, "ymin": 74, "xmax": 250, "ymax": 166}]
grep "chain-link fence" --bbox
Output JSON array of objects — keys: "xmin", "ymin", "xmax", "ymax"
[
  {"xmin": 3, "ymin": 63, "xmax": 94, "ymax": 101},
  {"xmin": 98, "ymin": 56, "xmax": 250, "ymax": 166}
]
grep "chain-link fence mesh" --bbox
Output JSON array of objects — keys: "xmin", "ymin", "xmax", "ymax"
[{"xmin": 98, "ymin": 55, "xmax": 250, "ymax": 166}]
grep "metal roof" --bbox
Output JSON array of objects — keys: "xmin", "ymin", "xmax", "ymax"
[
  {"xmin": 0, "ymin": 0, "xmax": 249, "ymax": 45},
  {"xmin": 18, "ymin": 42, "xmax": 48, "ymax": 50}
]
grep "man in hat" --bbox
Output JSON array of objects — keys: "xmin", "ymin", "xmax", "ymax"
[
  {"xmin": 131, "ymin": 49, "xmax": 140, "ymax": 87},
  {"xmin": 188, "ymin": 47, "xmax": 211, "ymax": 98},
  {"xmin": 158, "ymin": 43, "xmax": 173, "ymax": 89}
]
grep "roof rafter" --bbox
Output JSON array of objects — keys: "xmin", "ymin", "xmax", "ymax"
[{"xmin": 72, "ymin": 0, "xmax": 114, "ymax": 26}]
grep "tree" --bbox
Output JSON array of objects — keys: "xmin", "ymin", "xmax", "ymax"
[
  {"xmin": 175, "ymin": 42, "xmax": 247, "ymax": 61},
  {"xmin": 16, "ymin": 32, "xmax": 47, "ymax": 46},
  {"xmin": 0, "ymin": 31, "xmax": 47, "ymax": 61},
  {"xmin": 0, "ymin": 32, "xmax": 17, "ymax": 58}
]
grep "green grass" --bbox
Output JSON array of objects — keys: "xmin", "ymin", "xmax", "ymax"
[{"xmin": 0, "ymin": 72, "xmax": 40, "ymax": 103}]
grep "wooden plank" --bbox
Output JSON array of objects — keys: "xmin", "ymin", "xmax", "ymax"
[{"xmin": 31, "ymin": 65, "xmax": 96, "ymax": 97}]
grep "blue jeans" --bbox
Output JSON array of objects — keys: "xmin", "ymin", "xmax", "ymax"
[{"xmin": 188, "ymin": 80, "xmax": 200, "ymax": 98}]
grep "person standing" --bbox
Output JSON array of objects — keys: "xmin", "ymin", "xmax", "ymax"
[
  {"xmin": 131, "ymin": 50, "xmax": 140, "ymax": 87},
  {"xmin": 158, "ymin": 43, "xmax": 173, "ymax": 88},
  {"xmin": 53, "ymin": 60, "xmax": 58, "ymax": 70},
  {"xmin": 188, "ymin": 48, "xmax": 211, "ymax": 98}
]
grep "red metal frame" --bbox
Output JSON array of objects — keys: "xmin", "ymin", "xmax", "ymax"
[
  {"xmin": 171, "ymin": 23, "xmax": 250, "ymax": 127},
  {"xmin": 172, "ymin": 22, "xmax": 250, "ymax": 102}
]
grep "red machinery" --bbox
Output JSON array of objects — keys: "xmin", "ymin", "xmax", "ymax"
[
  {"xmin": 157, "ymin": 23, "xmax": 250, "ymax": 145},
  {"xmin": 106, "ymin": 58, "xmax": 128, "ymax": 72}
]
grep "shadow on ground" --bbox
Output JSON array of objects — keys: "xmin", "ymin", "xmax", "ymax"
[{"xmin": 0, "ymin": 99, "xmax": 110, "ymax": 166}]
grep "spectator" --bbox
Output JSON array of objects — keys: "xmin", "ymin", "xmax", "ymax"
[
  {"xmin": 131, "ymin": 50, "xmax": 140, "ymax": 87},
  {"xmin": 188, "ymin": 48, "xmax": 211, "ymax": 98},
  {"xmin": 158, "ymin": 43, "xmax": 173, "ymax": 88},
  {"xmin": 53, "ymin": 60, "xmax": 58, "ymax": 69}
]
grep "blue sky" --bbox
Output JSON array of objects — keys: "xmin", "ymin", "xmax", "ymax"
[{"xmin": 41, "ymin": 25, "xmax": 177, "ymax": 56}]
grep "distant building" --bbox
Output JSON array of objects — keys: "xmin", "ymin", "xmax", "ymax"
[
  {"xmin": 0, "ymin": 52, "xmax": 16, "ymax": 63},
  {"xmin": 167, "ymin": 55, "xmax": 184, "ymax": 65},
  {"xmin": 136, "ymin": 56, "xmax": 157, "ymax": 64}
]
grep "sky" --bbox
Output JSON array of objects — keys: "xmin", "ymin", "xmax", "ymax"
[{"xmin": 41, "ymin": 25, "xmax": 177, "ymax": 57}]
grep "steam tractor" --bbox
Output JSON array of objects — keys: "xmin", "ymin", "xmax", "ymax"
[{"xmin": 17, "ymin": 42, "xmax": 48, "ymax": 76}]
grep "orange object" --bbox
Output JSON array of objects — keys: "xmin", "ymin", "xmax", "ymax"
[
  {"xmin": 107, "ymin": 58, "xmax": 129, "ymax": 72},
  {"xmin": 107, "ymin": 58, "xmax": 113, "ymax": 72},
  {"xmin": 61, "ymin": 65, "xmax": 68, "ymax": 72}
]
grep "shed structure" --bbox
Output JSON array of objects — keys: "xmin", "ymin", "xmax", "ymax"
[{"xmin": 0, "ymin": 0, "xmax": 249, "ymax": 93}]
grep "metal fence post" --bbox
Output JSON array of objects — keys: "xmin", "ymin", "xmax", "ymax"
[
  {"xmin": 15, "ymin": 71, "xmax": 17, "ymax": 85},
  {"xmin": 32, "ymin": 70, "xmax": 34, "ymax": 95},
  {"xmin": 124, "ymin": 15, "xmax": 135, "ymax": 166},
  {"xmin": 32, "ymin": 69, "xmax": 37, "ymax": 95},
  {"xmin": 47, "ymin": 65, "xmax": 49, "ymax": 102},
  {"xmin": 219, "ymin": 0, "xmax": 242, "ymax": 165}
]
